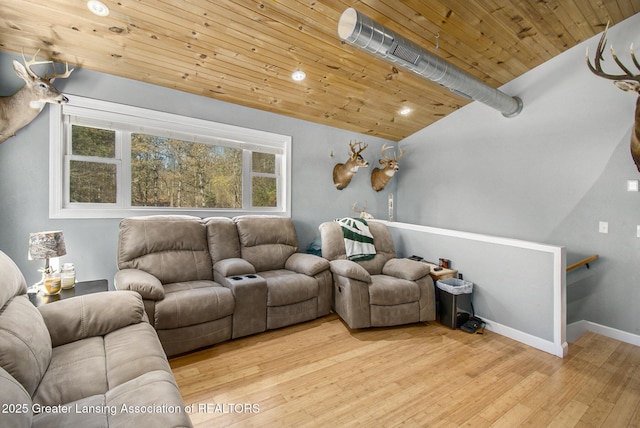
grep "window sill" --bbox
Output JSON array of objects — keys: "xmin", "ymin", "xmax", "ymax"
[{"xmin": 49, "ymin": 206, "xmax": 288, "ymax": 220}]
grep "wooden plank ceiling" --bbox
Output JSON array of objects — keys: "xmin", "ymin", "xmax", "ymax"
[{"xmin": 0, "ymin": 0, "xmax": 638, "ymax": 141}]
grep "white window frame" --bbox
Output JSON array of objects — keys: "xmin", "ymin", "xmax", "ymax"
[{"xmin": 49, "ymin": 96, "xmax": 291, "ymax": 219}]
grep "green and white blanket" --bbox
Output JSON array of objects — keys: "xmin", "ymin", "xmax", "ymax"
[{"xmin": 335, "ymin": 217, "xmax": 376, "ymax": 261}]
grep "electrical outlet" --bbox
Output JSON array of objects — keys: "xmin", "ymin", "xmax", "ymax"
[{"xmin": 599, "ymin": 221, "xmax": 608, "ymax": 234}]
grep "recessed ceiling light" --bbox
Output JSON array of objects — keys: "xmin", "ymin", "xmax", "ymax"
[
  {"xmin": 399, "ymin": 107, "xmax": 412, "ymax": 116},
  {"xmin": 87, "ymin": 0, "xmax": 110, "ymax": 17},
  {"xmin": 291, "ymin": 70, "xmax": 306, "ymax": 81}
]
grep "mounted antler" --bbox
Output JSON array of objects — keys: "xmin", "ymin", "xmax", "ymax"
[
  {"xmin": 332, "ymin": 141, "xmax": 369, "ymax": 190},
  {"xmin": 370, "ymin": 143, "xmax": 405, "ymax": 191},
  {"xmin": 0, "ymin": 50, "xmax": 74, "ymax": 144},
  {"xmin": 21, "ymin": 50, "xmax": 53, "ymax": 77},
  {"xmin": 586, "ymin": 22, "xmax": 640, "ymax": 172},
  {"xmin": 586, "ymin": 23, "xmax": 640, "ymax": 84},
  {"xmin": 352, "ymin": 201, "xmax": 373, "ymax": 219}
]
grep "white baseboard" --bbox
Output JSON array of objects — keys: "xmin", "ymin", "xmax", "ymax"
[
  {"xmin": 567, "ymin": 320, "xmax": 640, "ymax": 347},
  {"xmin": 482, "ymin": 317, "xmax": 567, "ymax": 358},
  {"xmin": 479, "ymin": 318, "xmax": 640, "ymax": 358}
]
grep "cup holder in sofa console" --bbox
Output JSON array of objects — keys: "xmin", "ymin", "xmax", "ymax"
[
  {"xmin": 221, "ymin": 274, "xmax": 267, "ymax": 339},
  {"xmin": 230, "ymin": 275, "xmax": 259, "ymax": 281}
]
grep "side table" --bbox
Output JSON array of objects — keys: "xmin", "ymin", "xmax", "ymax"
[
  {"xmin": 28, "ymin": 279, "xmax": 110, "ymax": 307},
  {"xmin": 423, "ymin": 263, "xmax": 458, "ymax": 281}
]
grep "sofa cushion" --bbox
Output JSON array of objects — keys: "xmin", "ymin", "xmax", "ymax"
[
  {"xmin": 260, "ymin": 270, "xmax": 318, "ymax": 307},
  {"xmin": 234, "ymin": 215, "xmax": 298, "ymax": 271},
  {"xmin": 155, "ymin": 281, "xmax": 234, "ymax": 330},
  {"xmin": 319, "ymin": 221, "xmax": 396, "ymax": 275},
  {"xmin": 105, "ymin": 322, "xmax": 173, "ymax": 389},
  {"xmin": 32, "ymin": 336, "xmax": 107, "ymax": 406},
  {"xmin": 205, "ymin": 216, "xmax": 242, "ymax": 264},
  {"xmin": 32, "ymin": 322, "xmax": 174, "ymax": 407},
  {"xmin": 0, "ymin": 296, "xmax": 52, "ymax": 397},
  {"xmin": 118, "ymin": 215, "xmax": 213, "ymax": 283},
  {"xmin": 0, "ymin": 366, "xmax": 32, "ymax": 428},
  {"xmin": 368, "ymin": 275, "xmax": 420, "ymax": 306}
]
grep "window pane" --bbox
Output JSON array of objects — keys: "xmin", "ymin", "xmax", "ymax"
[
  {"xmin": 71, "ymin": 125, "xmax": 115, "ymax": 157},
  {"xmin": 252, "ymin": 176, "xmax": 277, "ymax": 207},
  {"xmin": 69, "ymin": 161, "xmax": 117, "ymax": 203},
  {"xmin": 130, "ymin": 134, "xmax": 242, "ymax": 208},
  {"xmin": 252, "ymin": 152, "xmax": 275, "ymax": 174}
]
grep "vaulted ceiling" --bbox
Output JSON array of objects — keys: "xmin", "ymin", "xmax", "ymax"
[{"xmin": 1, "ymin": 1, "xmax": 639, "ymax": 141}]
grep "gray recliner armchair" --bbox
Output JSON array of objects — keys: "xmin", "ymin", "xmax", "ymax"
[{"xmin": 318, "ymin": 220, "xmax": 436, "ymax": 329}]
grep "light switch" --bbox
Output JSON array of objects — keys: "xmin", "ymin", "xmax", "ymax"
[
  {"xmin": 599, "ymin": 221, "xmax": 608, "ymax": 234},
  {"xmin": 628, "ymin": 180, "xmax": 639, "ymax": 192}
]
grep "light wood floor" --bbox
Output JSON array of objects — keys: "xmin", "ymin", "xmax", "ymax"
[{"xmin": 169, "ymin": 314, "xmax": 640, "ymax": 427}]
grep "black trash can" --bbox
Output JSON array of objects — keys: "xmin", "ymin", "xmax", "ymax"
[{"xmin": 436, "ymin": 278, "xmax": 473, "ymax": 329}]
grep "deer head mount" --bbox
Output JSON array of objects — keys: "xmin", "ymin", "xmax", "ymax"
[
  {"xmin": 586, "ymin": 23, "xmax": 640, "ymax": 172},
  {"xmin": 370, "ymin": 143, "xmax": 405, "ymax": 192},
  {"xmin": 333, "ymin": 141, "xmax": 369, "ymax": 190},
  {"xmin": 352, "ymin": 201, "xmax": 373, "ymax": 219},
  {"xmin": 0, "ymin": 50, "xmax": 74, "ymax": 144}
]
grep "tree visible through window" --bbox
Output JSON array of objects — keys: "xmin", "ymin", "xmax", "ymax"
[
  {"xmin": 252, "ymin": 152, "xmax": 277, "ymax": 207},
  {"xmin": 69, "ymin": 126, "xmax": 117, "ymax": 203},
  {"xmin": 130, "ymin": 134, "xmax": 243, "ymax": 208}
]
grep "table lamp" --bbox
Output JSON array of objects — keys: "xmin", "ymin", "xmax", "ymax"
[{"xmin": 28, "ymin": 230, "xmax": 66, "ymax": 295}]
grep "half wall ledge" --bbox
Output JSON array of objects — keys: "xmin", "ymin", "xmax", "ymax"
[{"xmin": 379, "ymin": 220, "xmax": 567, "ymax": 358}]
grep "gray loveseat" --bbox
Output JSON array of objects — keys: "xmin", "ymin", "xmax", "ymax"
[
  {"xmin": 0, "ymin": 250, "xmax": 191, "ymax": 428},
  {"xmin": 115, "ymin": 215, "xmax": 332, "ymax": 357}
]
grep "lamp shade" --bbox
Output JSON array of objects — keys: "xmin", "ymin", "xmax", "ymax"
[{"xmin": 28, "ymin": 231, "xmax": 67, "ymax": 261}]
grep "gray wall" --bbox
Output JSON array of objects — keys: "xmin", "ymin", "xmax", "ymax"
[
  {"xmin": 0, "ymin": 52, "xmax": 396, "ymax": 286},
  {"xmin": 388, "ymin": 224, "xmax": 558, "ymax": 342},
  {"xmin": 397, "ymin": 14, "xmax": 640, "ymax": 336}
]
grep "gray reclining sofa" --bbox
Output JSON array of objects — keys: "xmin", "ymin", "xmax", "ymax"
[
  {"xmin": 115, "ymin": 215, "xmax": 332, "ymax": 357},
  {"xmin": 0, "ymin": 250, "xmax": 191, "ymax": 427}
]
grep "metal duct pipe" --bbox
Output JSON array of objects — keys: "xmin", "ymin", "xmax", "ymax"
[{"xmin": 337, "ymin": 8, "xmax": 523, "ymax": 118}]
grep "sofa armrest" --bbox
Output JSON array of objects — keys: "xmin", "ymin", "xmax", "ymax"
[
  {"xmin": 285, "ymin": 253, "xmax": 330, "ymax": 276},
  {"xmin": 382, "ymin": 258, "xmax": 431, "ymax": 281},
  {"xmin": 214, "ymin": 258, "xmax": 256, "ymax": 278},
  {"xmin": 114, "ymin": 269, "xmax": 164, "ymax": 300},
  {"xmin": 329, "ymin": 259, "xmax": 371, "ymax": 284},
  {"xmin": 38, "ymin": 291, "xmax": 146, "ymax": 347}
]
